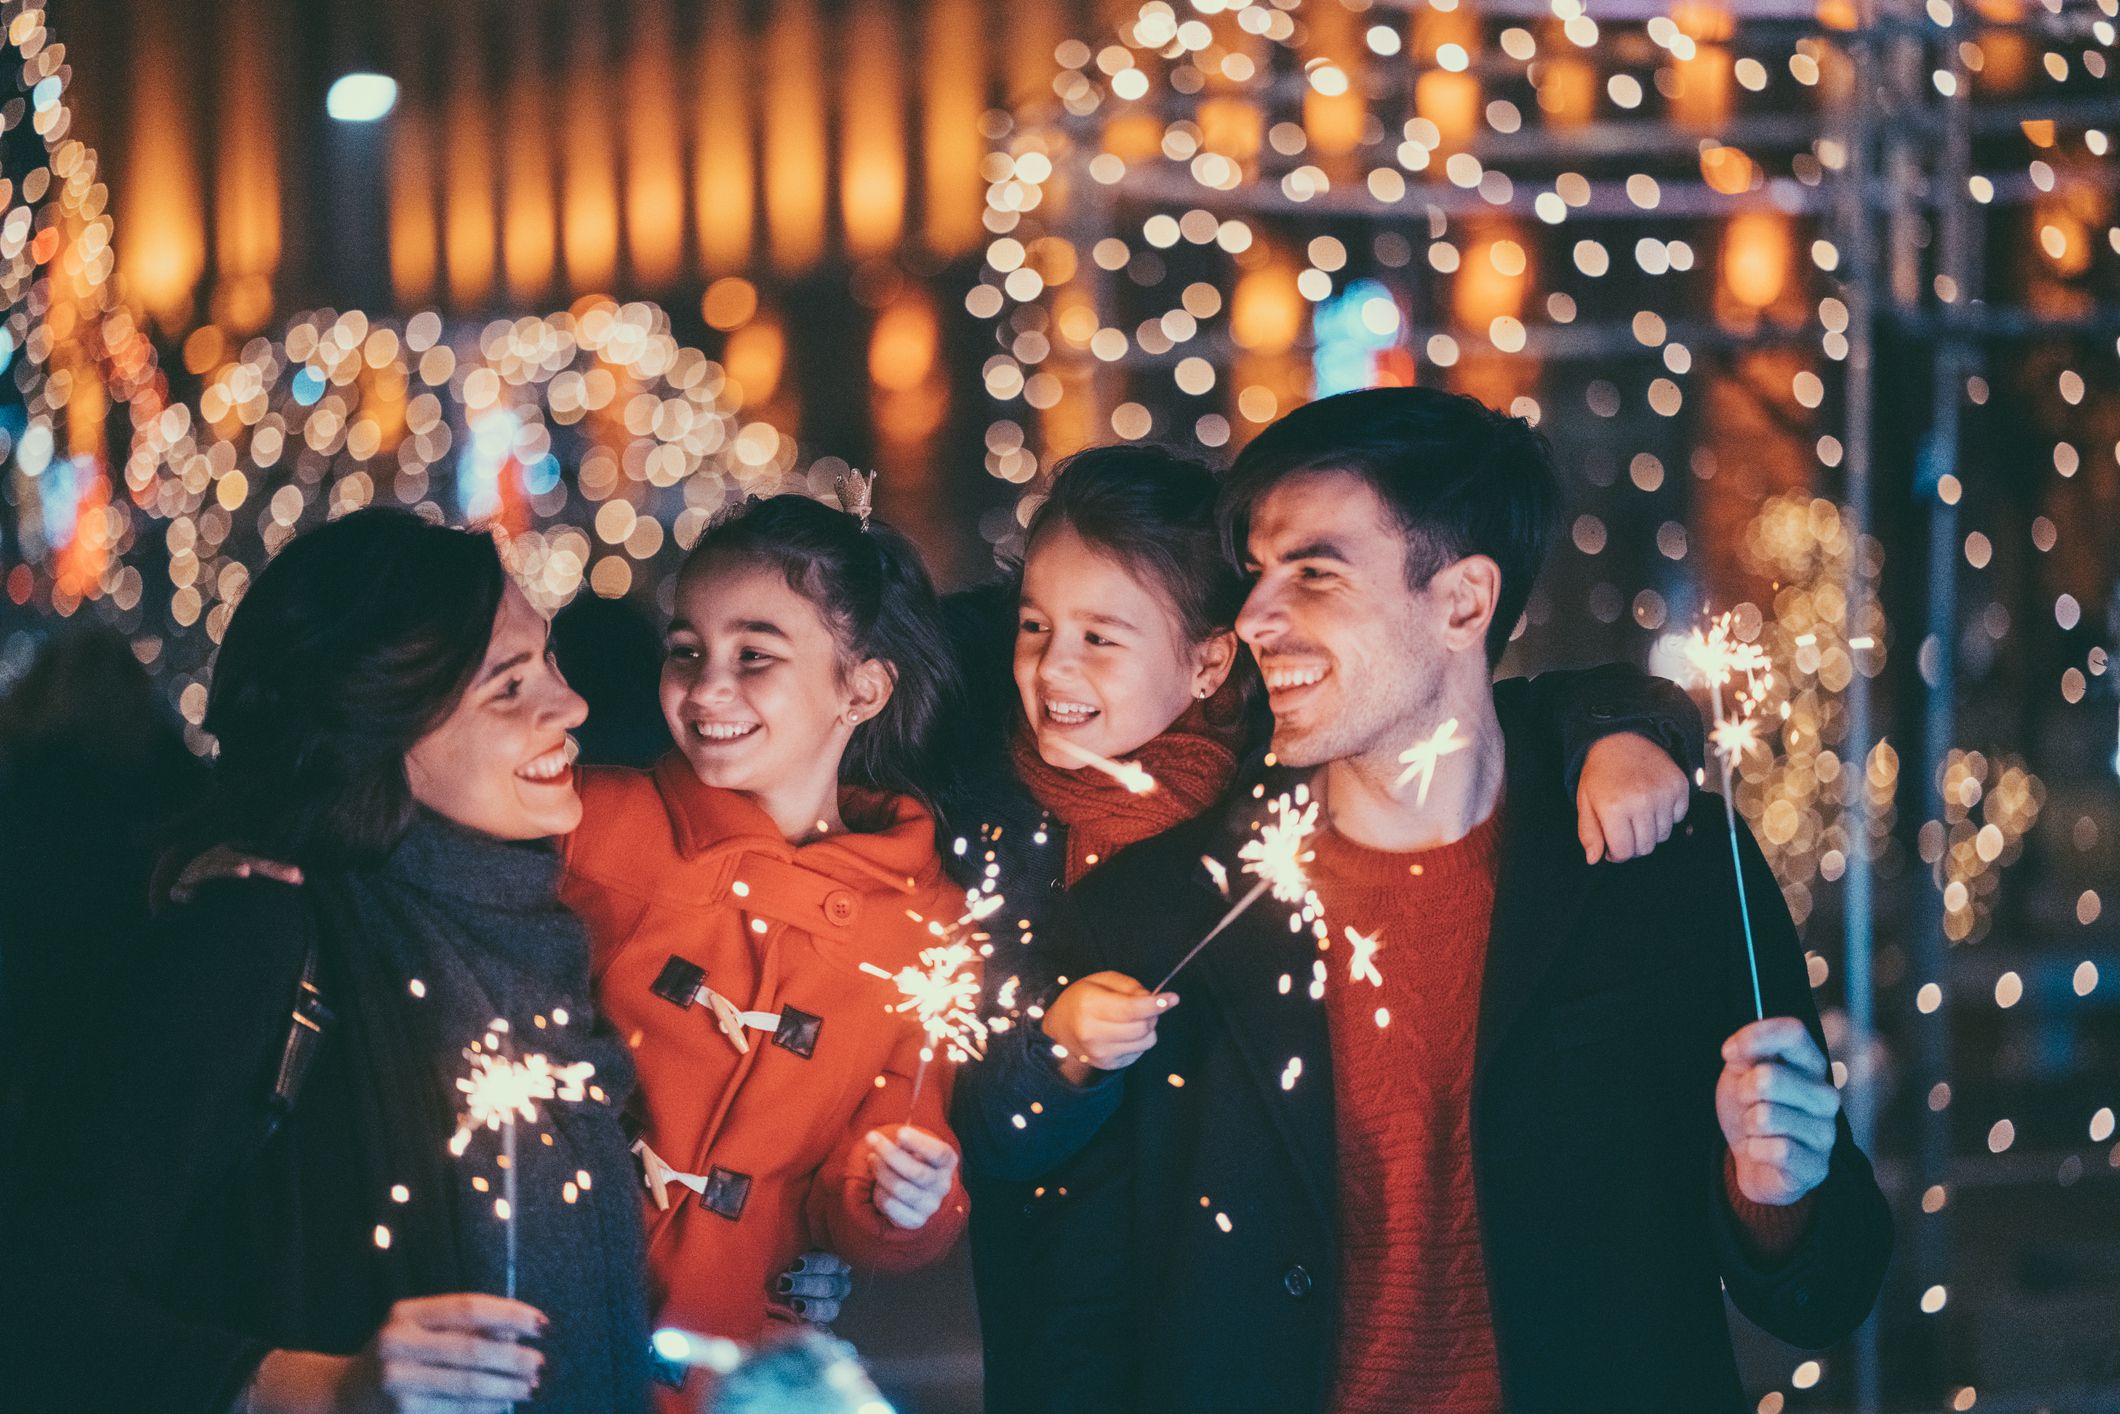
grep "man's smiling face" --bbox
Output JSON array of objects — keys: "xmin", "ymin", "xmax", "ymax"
[{"xmin": 1234, "ymin": 470, "xmax": 1451, "ymax": 770}]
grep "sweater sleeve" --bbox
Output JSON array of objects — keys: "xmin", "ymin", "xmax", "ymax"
[
  {"xmin": 1497, "ymin": 663, "xmax": 1706, "ymax": 798},
  {"xmin": 2, "ymin": 880, "xmax": 310, "ymax": 1414},
  {"xmin": 804, "ymin": 1013, "xmax": 971, "ymax": 1274},
  {"xmin": 1708, "ymin": 813, "xmax": 1892, "ymax": 1348}
]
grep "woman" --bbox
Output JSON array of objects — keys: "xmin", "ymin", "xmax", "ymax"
[
  {"xmin": 7, "ymin": 508, "xmax": 649, "ymax": 1414},
  {"xmin": 940, "ymin": 445, "xmax": 1703, "ymax": 1409}
]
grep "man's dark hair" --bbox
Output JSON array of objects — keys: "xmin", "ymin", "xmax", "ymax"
[
  {"xmin": 204, "ymin": 507, "xmax": 508, "ymax": 866},
  {"xmin": 1024, "ymin": 444, "xmax": 1248, "ymax": 644},
  {"xmin": 1219, "ymin": 386, "xmax": 1560, "ymax": 664}
]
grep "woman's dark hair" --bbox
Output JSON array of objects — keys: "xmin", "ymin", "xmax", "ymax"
[
  {"xmin": 203, "ymin": 507, "xmax": 507, "ymax": 866},
  {"xmin": 1220, "ymin": 386, "xmax": 1560, "ymax": 665},
  {"xmin": 682, "ymin": 494, "xmax": 959, "ymax": 810},
  {"xmin": 1024, "ymin": 445, "xmax": 1247, "ymax": 645}
]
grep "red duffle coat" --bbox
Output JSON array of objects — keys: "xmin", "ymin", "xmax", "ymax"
[{"xmin": 560, "ymin": 753, "xmax": 971, "ymax": 1372}]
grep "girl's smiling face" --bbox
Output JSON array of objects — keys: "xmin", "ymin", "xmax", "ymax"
[
  {"xmin": 660, "ymin": 554, "xmax": 893, "ymax": 837},
  {"xmin": 1013, "ymin": 522, "xmax": 1236, "ymax": 768},
  {"xmin": 405, "ymin": 582, "xmax": 588, "ymax": 841}
]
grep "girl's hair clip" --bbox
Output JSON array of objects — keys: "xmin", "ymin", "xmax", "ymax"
[{"xmin": 834, "ymin": 467, "xmax": 877, "ymax": 529}]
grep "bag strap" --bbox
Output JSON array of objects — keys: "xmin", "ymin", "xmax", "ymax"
[{"xmin": 254, "ymin": 931, "xmax": 334, "ymax": 1154}]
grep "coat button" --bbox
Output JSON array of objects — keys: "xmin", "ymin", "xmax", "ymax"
[
  {"xmin": 1283, "ymin": 1264, "xmax": 1312, "ymax": 1298},
  {"xmin": 823, "ymin": 890, "xmax": 857, "ymax": 927}
]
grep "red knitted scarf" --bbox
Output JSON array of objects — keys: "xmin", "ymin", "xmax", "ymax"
[{"xmin": 1009, "ymin": 686, "xmax": 1244, "ymax": 887}]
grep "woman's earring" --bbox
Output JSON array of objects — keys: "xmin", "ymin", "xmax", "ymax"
[{"xmin": 1195, "ymin": 685, "xmax": 1211, "ymax": 699}]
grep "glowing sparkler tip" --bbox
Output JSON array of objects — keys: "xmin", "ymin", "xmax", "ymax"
[{"xmin": 1238, "ymin": 792, "xmax": 1320, "ymax": 905}]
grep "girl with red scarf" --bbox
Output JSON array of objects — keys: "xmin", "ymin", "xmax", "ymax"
[{"xmin": 938, "ymin": 447, "xmax": 1704, "ymax": 1409}]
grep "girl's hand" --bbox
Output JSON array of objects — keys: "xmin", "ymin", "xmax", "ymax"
[
  {"xmin": 1576, "ymin": 733, "xmax": 1690, "ymax": 864},
  {"xmin": 769, "ymin": 1250, "xmax": 853, "ymax": 1325},
  {"xmin": 1040, "ymin": 971, "xmax": 1177, "ymax": 1085},
  {"xmin": 245, "ymin": 1294, "xmax": 546, "ymax": 1413},
  {"xmin": 865, "ymin": 1125, "xmax": 959, "ymax": 1231},
  {"xmin": 170, "ymin": 844, "xmax": 304, "ymax": 904}
]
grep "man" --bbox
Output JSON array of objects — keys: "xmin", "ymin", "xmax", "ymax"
[{"xmin": 1030, "ymin": 387, "xmax": 1891, "ymax": 1411}]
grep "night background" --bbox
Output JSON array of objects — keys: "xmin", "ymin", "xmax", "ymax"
[{"xmin": 1, "ymin": 1, "xmax": 2117, "ymax": 1410}]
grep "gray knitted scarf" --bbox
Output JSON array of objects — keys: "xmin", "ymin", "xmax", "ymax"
[{"xmin": 313, "ymin": 811, "xmax": 649, "ymax": 1413}]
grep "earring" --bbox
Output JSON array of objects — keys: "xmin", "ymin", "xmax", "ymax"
[{"xmin": 1196, "ymin": 686, "xmax": 1211, "ymax": 699}]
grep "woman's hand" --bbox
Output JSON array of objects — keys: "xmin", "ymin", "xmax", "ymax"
[
  {"xmin": 169, "ymin": 845, "xmax": 304, "ymax": 905},
  {"xmin": 1040, "ymin": 971, "xmax": 1176, "ymax": 1085},
  {"xmin": 865, "ymin": 1125, "xmax": 959, "ymax": 1231},
  {"xmin": 243, "ymin": 1295, "xmax": 545, "ymax": 1414},
  {"xmin": 769, "ymin": 1251, "xmax": 853, "ymax": 1325},
  {"xmin": 1576, "ymin": 733, "xmax": 1690, "ymax": 864}
]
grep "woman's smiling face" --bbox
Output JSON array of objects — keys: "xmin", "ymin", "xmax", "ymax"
[
  {"xmin": 404, "ymin": 582, "xmax": 588, "ymax": 841},
  {"xmin": 1013, "ymin": 522, "xmax": 1234, "ymax": 768}
]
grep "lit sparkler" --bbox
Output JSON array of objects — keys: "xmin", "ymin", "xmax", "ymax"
[
  {"xmin": 1152, "ymin": 789, "xmax": 1322, "ymax": 993},
  {"xmin": 1048, "ymin": 735, "xmax": 1157, "ymax": 794},
  {"xmin": 1687, "ymin": 611, "xmax": 1777, "ymax": 1020},
  {"xmin": 449, "ymin": 1022, "xmax": 596, "ymax": 1300},
  {"xmin": 1395, "ymin": 717, "xmax": 1470, "ymax": 806},
  {"xmin": 861, "ymin": 892, "xmax": 996, "ymax": 1120}
]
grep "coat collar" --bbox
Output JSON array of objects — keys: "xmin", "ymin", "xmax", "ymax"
[
  {"xmin": 1474, "ymin": 704, "xmax": 1599, "ymax": 1080},
  {"xmin": 649, "ymin": 750, "xmax": 943, "ymax": 897}
]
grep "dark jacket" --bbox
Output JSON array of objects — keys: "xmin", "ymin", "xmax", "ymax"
[
  {"xmin": 1017, "ymin": 696, "xmax": 1891, "ymax": 1412},
  {"xmin": 2, "ymin": 836, "xmax": 650, "ymax": 1414}
]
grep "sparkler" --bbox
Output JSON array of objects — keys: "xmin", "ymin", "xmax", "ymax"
[
  {"xmin": 449, "ymin": 1022, "xmax": 596, "ymax": 1300},
  {"xmin": 1152, "ymin": 789, "xmax": 1321, "ymax": 993},
  {"xmin": 861, "ymin": 892, "xmax": 997, "ymax": 1121},
  {"xmin": 1047, "ymin": 735, "xmax": 1157, "ymax": 794},
  {"xmin": 1686, "ymin": 612, "xmax": 1777, "ymax": 1021},
  {"xmin": 1395, "ymin": 717, "xmax": 1470, "ymax": 806}
]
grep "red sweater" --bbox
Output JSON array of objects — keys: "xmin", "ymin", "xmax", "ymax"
[
  {"xmin": 1313, "ymin": 811, "xmax": 1507, "ymax": 1414},
  {"xmin": 1312, "ymin": 811, "xmax": 1816, "ymax": 1413}
]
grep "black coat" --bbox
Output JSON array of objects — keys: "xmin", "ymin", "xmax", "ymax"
[
  {"xmin": 2, "ymin": 857, "xmax": 648, "ymax": 1414},
  {"xmin": 1020, "ymin": 698, "xmax": 1891, "ymax": 1412}
]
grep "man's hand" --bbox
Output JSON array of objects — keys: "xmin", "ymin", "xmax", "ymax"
[
  {"xmin": 1040, "ymin": 971, "xmax": 1176, "ymax": 1086},
  {"xmin": 1577, "ymin": 732, "xmax": 1690, "ymax": 864},
  {"xmin": 866, "ymin": 1125, "xmax": 959, "ymax": 1231},
  {"xmin": 1718, "ymin": 1018, "xmax": 1840, "ymax": 1207}
]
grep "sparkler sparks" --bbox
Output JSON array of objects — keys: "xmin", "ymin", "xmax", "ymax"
[
  {"xmin": 1395, "ymin": 717, "xmax": 1470, "ymax": 806},
  {"xmin": 861, "ymin": 891, "xmax": 997, "ymax": 1120},
  {"xmin": 1048, "ymin": 735, "xmax": 1157, "ymax": 794},
  {"xmin": 860, "ymin": 940, "xmax": 990, "ymax": 1068},
  {"xmin": 449, "ymin": 1039, "xmax": 596, "ymax": 1157},
  {"xmin": 447, "ymin": 1024, "xmax": 596, "ymax": 1301},
  {"xmin": 1345, "ymin": 927, "xmax": 1384, "ymax": 988},
  {"xmin": 1154, "ymin": 789, "xmax": 1322, "ymax": 993},
  {"xmin": 1238, "ymin": 791, "xmax": 1321, "ymax": 906}
]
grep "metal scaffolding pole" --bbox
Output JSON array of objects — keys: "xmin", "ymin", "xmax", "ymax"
[
  {"xmin": 1907, "ymin": 12, "xmax": 1978, "ymax": 1404},
  {"xmin": 1834, "ymin": 6, "xmax": 1892, "ymax": 1408}
]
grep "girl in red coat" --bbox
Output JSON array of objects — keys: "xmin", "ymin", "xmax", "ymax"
[{"xmin": 557, "ymin": 491, "xmax": 971, "ymax": 1408}]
